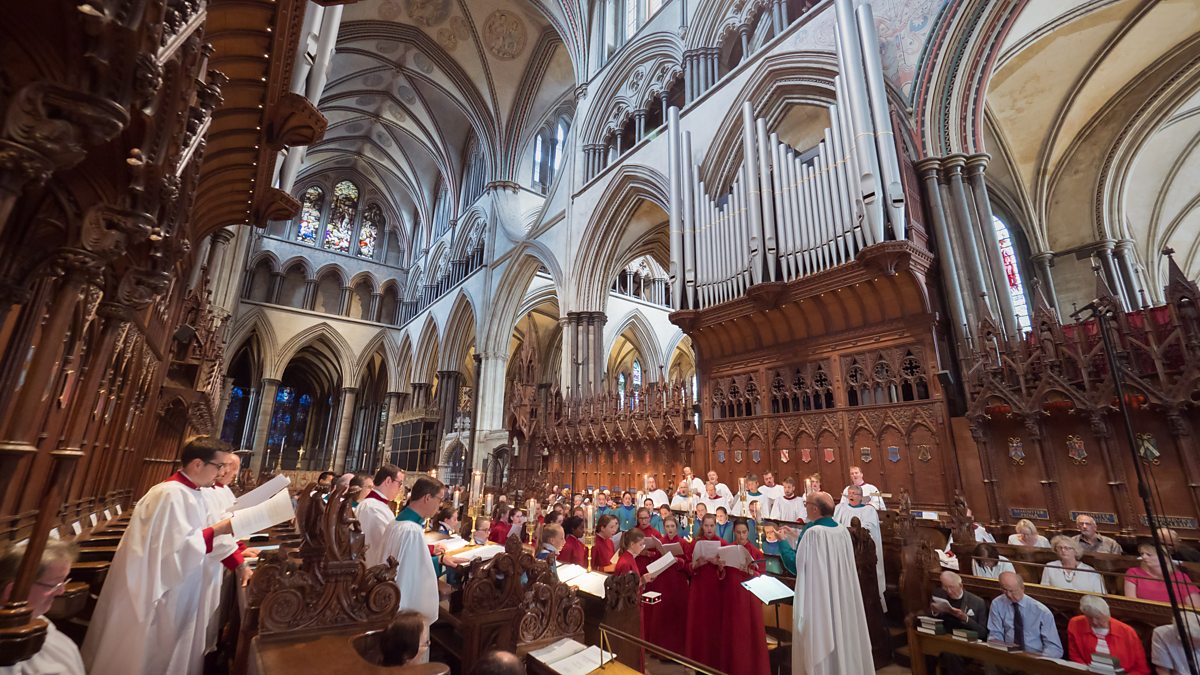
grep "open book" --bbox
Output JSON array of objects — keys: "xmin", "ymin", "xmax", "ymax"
[
  {"xmin": 692, "ymin": 540, "xmax": 753, "ymax": 568},
  {"xmin": 448, "ymin": 544, "xmax": 505, "ymax": 563},
  {"xmin": 556, "ymin": 563, "xmax": 608, "ymax": 599},
  {"xmin": 741, "ymin": 575, "xmax": 793, "ymax": 604},
  {"xmin": 231, "ymin": 489, "xmax": 295, "ymax": 539},
  {"xmin": 528, "ymin": 639, "xmax": 616, "ymax": 675},
  {"xmin": 646, "ymin": 551, "xmax": 676, "ymax": 576},
  {"xmin": 659, "ymin": 541, "xmax": 685, "ymax": 556}
]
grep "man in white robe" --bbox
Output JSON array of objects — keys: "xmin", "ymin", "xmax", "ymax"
[
  {"xmin": 706, "ymin": 470, "xmax": 734, "ymax": 502},
  {"xmin": 697, "ymin": 481, "xmax": 730, "ymax": 514},
  {"xmin": 681, "ymin": 466, "xmax": 705, "ymax": 497},
  {"xmin": 833, "ymin": 485, "xmax": 886, "ymax": 611},
  {"xmin": 758, "ymin": 471, "xmax": 784, "ymax": 514},
  {"xmin": 839, "ymin": 466, "xmax": 885, "ymax": 510},
  {"xmin": 83, "ymin": 437, "xmax": 247, "ymax": 675},
  {"xmin": 378, "ymin": 475, "xmax": 446, "ymax": 664},
  {"xmin": 732, "ymin": 473, "xmax": 770, "ymax": 517},
  {"xmin": 1, "ymin": 540, "xmax": 85, "ymax": 675},
  {"xmin": 644, "ymin": 476, "xmax": 669, "ymax": 508},
  {"xmin": 669, "ymin": 481, "xmax": 693, "ymax": 510},
  {"xmin": 770, "ymin": 478, "xmax": 807, "ymax": 523},
  {"xmin": 358, "ymin": 464, "xmax": 404, "ymax": 567},
  {"xmin": 784, "ymin": 491, "xmax": 873, "ymax": 675}
]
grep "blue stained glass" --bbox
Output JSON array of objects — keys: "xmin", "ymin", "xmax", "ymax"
[
  {"xmin": 297, "ymin": 186, "xmax": 323, "ymax": 244},
  {"xmin": 632, "ymin": 360, "xmax": 642, "ymax": 390},
  {"xmin": 324, "ymin": 180, "xmax": 359, "ymax": 253},
  {"xmin": 219, "ymin": 386, "xmax": 248, "ymax": 445}
]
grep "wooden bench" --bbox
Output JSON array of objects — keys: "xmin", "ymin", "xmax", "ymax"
[
  {"xmin": 952, "ymin": 543, "xmax": 1200, "ymax": 596},
  {"xmin": 907, "ymin": 623, "xmax": 1089, "ymax": 674}
]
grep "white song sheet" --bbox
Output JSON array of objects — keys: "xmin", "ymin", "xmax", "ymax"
[
  {"xmin": 646, "ymin": 551, "xmax": 677, "ymax": 576},
  {"xmin": 659, "ymin": 542, "xmax": 685, "ymax": 556},
  {"xmin": 229, "ymin": 475, "xmax": 290, "ymax": 513},
  {"xmin": 692, "ymin": 539, "xmax": 721, "ymax": 560},
  {"xmin": 231, "ymin": 489, "xmax": 295, "ymax": 539},
  {"xmin": 715, "ymin": 544, "xmax": 752, "ymax": 569},
  {"xmin": 741, "ymin": 575, "xmax": 794, "ymax": 604},
  {"xmin": 548, "ymin": 646, "xmax": 616, "ymax": 675}
]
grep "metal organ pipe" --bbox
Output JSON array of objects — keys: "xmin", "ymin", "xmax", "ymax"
[
  {"xmin": 828, "ymin": 103, "xmax": 857, "ymax": 255},
  {"xmin": 855, "ymin": 1, "xmax": 907, "ymax": 241},
  {"xmin": 834, "ymin": 0, "xmax": 885, "ymax": 246},
  {"xmin": 740, "ymin": 102, "xmax": 764, "ymax": 285},
  {"xmin": 757, "ymin": 117, "xmax": 779, "ymax": 282},
  {"xmin": 667, "ymin": 107, "xmax": 684, "ymax": 309},
  {"xmin": 835, "ymin": 74, "xmax": 871, "ymax": 248},
  {"xmin": 682, "ymin": 130, "xmax": 696, "ymax": 310}
]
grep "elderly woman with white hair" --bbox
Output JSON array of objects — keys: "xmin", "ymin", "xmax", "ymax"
[
  {"xmin": 1152, "ymin": 612, "xmax": 1200, "ymax": 674},
  {"xmin": 1041, "ymin": 535, "xmax": 1107, "ymax": 594},
  {"xmin": 1067, "ymin": 595, "xmax": 1149, "ymax": 673},
  {"xmin": 1007, "ymin": 518, "xmax": 1051, "ymax": 548}
]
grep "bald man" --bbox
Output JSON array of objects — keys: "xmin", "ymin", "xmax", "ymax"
[
  {"xmin": 1072, "ymin": 515, "xmax": 1122, "ymax": 555},
  {"xmin": 469, "ymin": 650, "xmax": 525, "ymax": 675},
  {"xmin": 930, "ymin": 571, "xmax": 988, "ymax": 674},
  {"xmin": 987, "ymin": 572, "xmax": 1061, "ymax": 658}
]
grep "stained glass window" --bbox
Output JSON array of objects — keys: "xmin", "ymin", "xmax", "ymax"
[
  {"xmin": 323, "ymin": 180, "xmax": 359, "ymax": 253},
  {"xmin": 359, "ymin": 203, "xmax": 383, "ymax": 257},
  {"xmin": 618, "ymin": 372, "xmax": 627, "ymax": 405},
  {"xmin": 532, "ymin": 135, "xmax": 543, "ymax": 185},
  {"xmin": 297, "ymin": 186, "xmax": 324, "ymax": 244},
  {"xmin": 220, "ymin": 385, "xmax": 248, "ymax": 445},
  {"xmin": 267, "ymin": 387, "xmax": 313, "ymax": 459},
  {"xmin": 632, "ymin": 359, "xmax": 642, "ymax": 390},
  {"xmin": 991, "ymin": 215, "xmax": 1031, "ymax": 334}
]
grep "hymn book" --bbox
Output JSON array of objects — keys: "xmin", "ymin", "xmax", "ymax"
[
  {"xmin": 527, "ymin": 638, "xmax": 616, "ymax": 675},
  {"xmin": 740, "ymin": 575, "xmax": 793, "ymax": 604},
  {"xmin": 645, "ymin": 551, "xmax": 676, "ymax": 576},
  {"xmin": 449, "ymin": 544, "xmax": 505, "ymax": 562},
  {"xmin": 659, "ymin": 541, "xmax": 685, "ymax": 556},
  {"xmin": 556, "ymin": 563, "xmax": 609, "ymax": 598}
]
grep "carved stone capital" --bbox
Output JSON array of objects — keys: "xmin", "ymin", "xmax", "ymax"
[{"xmin": 266, "ymin": 92, "xmax": 327, "ymax": 150}]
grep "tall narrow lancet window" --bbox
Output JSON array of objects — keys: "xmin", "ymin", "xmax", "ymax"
[
  {"xmin": 359, "ymin": 203, "xmax": 383, "ymax": 258},
  {"xmin": 296, "ymin": 186, "xmax": 324, "ymax": 244},
  {"xmin": 324, "ymin": 180, "xmax": 360, "ymax": 252},
  {"xmin": 618, "ymin": 372, "xmax": 627, "ymax": 405},
  {"xmin": 532, "ymin": 135, "xmax": 544, "ymax": 186},
  {"xmin": 553, "ymin": 121, "xmax": 567, "ymax": 173},
  {"xmin": 991, "ymin": 215, "xmax": 1031, "ymax": 334},
  {"xmin": 632, "ymin": 359, "xmax": 642, "ymax": 391}
]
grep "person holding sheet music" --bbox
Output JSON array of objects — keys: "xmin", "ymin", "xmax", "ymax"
[
  {"xmin": 635, "ymin": 507, "xmax": 662, "ymax": 539},
  {"xmin": 685, "ymin": 514, "xmax": 727, "ymax": 671},
  {"xmin": 591, "ymin": 514, "xmax": 619, "ymax": 572},
  {"xmin": 380, "ymin": 476, "xmax": 446, "ymax": 664},
  {"xmin": 645, "ymin": 515, "xmax": 690, "ymax": 655},
  {"xmin": 558, "ymin": 516, "xmax": 588, "ymax": 566},
  {"xmin": 770, "ymin": 478, "xmax": 806, "ymax": 523},
  {"xmin": 359, "ymin": 464, "xmax": 404, "ymax": 567},
  {"xmin": 488, "ymin": 505, "xmax": 512, "ymax": 544},
  {"xmin": 720, "ymin": 520, "xmax": 769, "ymax": 675}
]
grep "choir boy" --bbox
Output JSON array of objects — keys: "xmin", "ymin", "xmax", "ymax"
[
  {"xmin": 538, "ymin": 523, "xmax": 565, "ymax": 562},
  {"xmin": 722, "ymin": 520, "xmax": 769, "ymax": 675},
  {"xmin": 685, "ymin": 514, "xmax": 726, "ymax": 671},
  {"xmin": 591, "ymin": 514, "xmax": 619, "ymax": 572},
  {"xmin": 769, "ymin": 478, "xmax": 806, "ymax": 523}
]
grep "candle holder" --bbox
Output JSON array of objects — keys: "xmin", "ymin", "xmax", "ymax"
[{"xmin": 584, "ymin": 531, "xmax": 596, "ymax": 571}]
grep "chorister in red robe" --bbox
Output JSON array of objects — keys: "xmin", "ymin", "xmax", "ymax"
[
  {"xmin": 591, "ymin": 534, "xmax": 616, "ymax": 571},
  {"xmin": 720, "ymin": 539, "xmax": 770, "ymax": 675},
  {"xmin": 645, "ymin": 532, "xmax": 690, "ymax": 655},
  {"xmin": 487, "ymin": 519, "xmax": 511, "ymax": 544},
  {"xmin": 558, "ymin": 534, "xmax": 588, "ymax": 566},
  {"xmin": 685, "ymin": 533, "xmax": 726, "ymax": 671}
]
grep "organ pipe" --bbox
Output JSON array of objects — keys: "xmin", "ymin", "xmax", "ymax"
[
  {"xmin": 855, "ymin": 1, "xmax": 907, "ymax": 240},
  {"xmin": 756, "ymin": 116, "xmax": 778, "ymax": 282},
  {"xmin": 834, "ymin": 0, "xmax": 885, "ymax": 245},
  {"xmin": 740, "ymin": 102, "xmax": 764, "ymax": 285},
  {"xmin": 668, "ymin": 107, "xmax": 683, "ymax": 309},
  {"xmin": 682, "ymin": 130, "xmax": 696, "ymax": 310}
]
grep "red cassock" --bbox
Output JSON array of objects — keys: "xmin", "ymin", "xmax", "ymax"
[
  {"xmin": 591, "ymin": 535, "xmax": 616, "ymax": 571},
  {"xmin": 488, "ymin": 520, "xmax": 511, "ymax": 544},
  {"xmin": 645, "ymin": 534, "xmax": 690, "ymax": 655},
  {"xmin": 685, "ymin": 536, "xmax": 726, "ymax": 671},
  {"xmin": 613, "ymin": 551, "xmax": 648, "ymax": 672},
  {"xmin": 720, "ymin": 542, "xmax": 769, "ymax": 675},
  {"xmin": 637, "ymin": 525, "xmax": 663, "ymax": 539},
  {"xmin": 558, "ymin": 535, "xmax": 588, "ymax": 566}
]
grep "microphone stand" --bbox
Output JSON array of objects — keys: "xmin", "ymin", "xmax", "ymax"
[{"xmin": 1074, "ymin": 298, "xmax": 1199, "ymax": 675}]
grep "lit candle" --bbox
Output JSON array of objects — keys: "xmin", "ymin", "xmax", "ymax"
[
  {"xmin": 453, "ymin": 489, "xmax": 460, "ymax": 510},
  {"xmin": 430, "ymin": 468, "xmax": 438, "ymax": 480},
  {"xmin": 739, "ymin": 476, "xmax": 746, "ymax": 495},
  {"xmin": 485, "ymin": 493, "xmax": 494, "ymax": 516},
  {"xmin": 804, "ymin": 478, "xmax": 812, "ymax": 495},
  {"xmin": 471, "ymin": 471, "xmax": 483, "ymax": 502},
  {"xmin": 643, "ymin": 474, "xmax": 649, "ymax": 492},
  {"xmin": 585, "ymin": 504, "xmax": 594, "ymax": 533},
  {"xmin": 528, "ymin": 497, "xmax": 538, "ymax": 519}
]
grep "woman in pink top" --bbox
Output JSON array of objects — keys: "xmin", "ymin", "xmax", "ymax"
[{"xmin": 1124, "ymin": 543, "xmax": 1200, "ymax": 603}]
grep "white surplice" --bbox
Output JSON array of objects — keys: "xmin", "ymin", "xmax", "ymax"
[
  {"xmin": 732, "ymin": 492, "xmax": 770, "ymax": 518},
  {"xmin": 0, "ymin": 618, "xmax": 84, "ymax": 675},
  {"xmin": 697, "ymin": 494, "xmax": 731, "ymax": 515},
  {"xmin": 770, "ymin": 494, "xmax": 806, "ymax": 523},
  {"xmin": 645, "ymin": 488, "xmax": 669, "ymax": 508},
  {"xmin": 791, "ymin": 520, "xmax": 873, "ymax": 675},
  {"xmin": 669, "ymin": 493, "xmax": 692, "ymax": 511},
  {"xmin": 200, "ymin": 483, "xmax": 239, "ymax": 652},
  {"xmin": 356, "ymin": 493, "xmax": 395, "ymax": 567},
  {"xmin": 839, "ymin": 482, "xmax": 885, "ymax": 510},
  {"xmin": 833, "ymin": 502, "xmax": 887, "ymax": 611},
  {"xmin": 82, "ymin": 476, "xmax": 237, "ymax": 675},
  {"xmin": 379, "ymin": 517, "xmax": 439, "ymax": 663},
  {"xmin": 758, "ymin": 484, "xmax": 784, "ymax": 514}
]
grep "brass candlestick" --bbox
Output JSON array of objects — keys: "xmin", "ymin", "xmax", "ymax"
[{"xmin": 584, "ymin": 531, "xmax": 596, "ymax": 570}]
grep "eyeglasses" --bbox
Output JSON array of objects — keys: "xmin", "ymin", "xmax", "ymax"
[
  {"xmin": 205, "ymin": 461, "xmax": 224, "ymax": 468},
  {"xmin": 33, "ymin": 577, "xmax": 71, "ymax": 592}
]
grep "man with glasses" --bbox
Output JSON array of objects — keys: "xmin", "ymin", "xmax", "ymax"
[
  {"xmin": 359, "ymin": 464, "xmax": 405, "ymax": 567},
  {"xmin": 379, "ymin": 475, "xmax": 446, "ymax": 664},
  {"xmin": 0, "ymin": 539, "xmax": 84, "ymax": 675},
  {"xmin": 1072, "ymin": 514, "xmax": 1122, "ymax": 555},
  {"xmin": 84, "ymin": 436, "xmax": 248, "ymax": 675}
]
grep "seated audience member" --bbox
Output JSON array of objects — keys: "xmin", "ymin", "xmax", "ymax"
[
  {"xmin": 929, "ymin": 571, "xmax": 988, "ymax": 675},
  {"xmin": 538, "ymin": 523, "xmax": 565, "ymax": 562},
  {"xmin": 1157, "ymin": 528, "xmax": 1200, "ymax": 563},
  {"xmin": 1152, "ymin": 612, "xmax": 1200, "ymax": 675},
  {"xmin": 0, "ymin": 540, "xmax": 84, "ymax": 675},
  {"xmin": 1067, "ymin": 595, "xmax": 1149, "ymax": 674},
  {"xmin": 1125, "ymin": 543, "xmax": 1200, "ymax": 603},
  {"xmin": 972, "ymin": 542, "xmax": 1016, "ymax": 579},
  {"xmin": 1072, "ymin": 514, "xmax": 1123, "ymax": 555},
  {"xmin": 469, "ymin": 650, "xmax": 526, "ymax": 675},
  {"xmin": 1042, "ymin": 535, "xmax": 1106, "ymax": 594},
  {"xmin": 945, "ymin": 509, "xmax": 995, "ymax": 551},
  {"xmin": 1007, "ymin": 518, "xmax": 1051, "ymax": 548},
  {"xmin": 987, "ymin": 572, "xmax": 1063, "ymax": 658},
  {"xmin": 489, "ymin": 506, "xmax": 513, "ymax": 543},
  {"xmin": 380, "ymin": 611, "xmax": 425, "ymax": 667}
]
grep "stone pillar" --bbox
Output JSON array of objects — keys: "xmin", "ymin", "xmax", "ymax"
[
  {"xmin": 1096, "ymin": 242, "xmax": 1128, "ymax": 309},
  {"xmin": 380, "ymin": 392, "xmax": 400, "ymax": 462},
  {"xmin": 1114, "ymin": 240, "xmax": 1143, "ymax": 308},
  {"xmin": 591, "ymin": 311, "xmax": 606, "ymax": 394},
  {"xmin": 188, "ymin": 238, "xmax": 212, "ymax": 290},
  {"xmin": 330, "ymin": 387, "xmax": 358, "ymax": 472},
  {"xmin": 435, "ymin": 370, "xmax": 463, "ymax": 437},
  {"xmin": 303, "ymin": 279, "xmax": 317, "ymax": 309},
  {"xmin": 269, "ymin": 272, "xmax": 284, "ymax": 304},
  {"xmin": 474, "ymin": 352, "xmax": 510, "ymax": 468},
  {"xmin": 634, "ymin": 110, "xmax": 646, "ymax": 142},
  {"xmin": 943, "ymin": 155, "xmax": 994, "ymax": 325},
  {"xmin": 560, "ymin": 315, "xmax": 576, "ymax": 394},
  {"xmin": 249, "ymin": 378, "xmax": 280, "ymax": 471},
  {"xmin": 1032, "ymin": 252, "xmax": 1060, "ymax": 316},
  {"xmin": 369, "ymin": 292, "xmax": 381, "ymax": 322},
  {"xmin": 965, "ymin": 155, "xmax": 1019, "ymax": 336},
  {"xmin": 340, "ymin": 285, "xmax": 352, "ymax": 316},
  {"xmin": 207, "ymin": 228, "xmax": 236, "ymax": 281},
  {"xmin": 916, "ymin": 159, "xmax": 970, "ymax": 342}
]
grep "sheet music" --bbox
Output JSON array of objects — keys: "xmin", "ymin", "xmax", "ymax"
[
  {"xmin": 741, "ymin": 575, "xmax": 794, "ymax": 604},
  {"xmin": 528, "ymin": 638, "xmax": 586, "ymax": 664},
  {"xmin": 451, "ymin": 544, "xmax": 505, "ymax": 562},
  {"xmin": 548, "ymin": 645, "xmax": 616, "ymax": 675},
  {"xmin": 692, "ymin": 539, "xmax": 721, "ymax": 560},
  {"xmin": 641, "ymin": 536, "xmax": 662, "ymax": 550},
  {"xmin": 646, "ymin": 551, "xmax": 676, "ymax": 576},
  {"xmin": 660, "ymin": 542, "xmax": 685, "ymax": 556},
  {"xmin": 231, "ymin": 489, "xmax": 295, "ymax": 539},
  {"xmin": 931, "ymin": 596, "xmax": 953, "ymax": 611},
  {"xmin": 230, "ymin": 475, "xmax": 290, "ymax": 513},
  {"xmin": 716, "ymin": 545, "xmax": 752, "ymax": 568},
  {"xmin": 555, "ymin": 563, "xmax": 588, "ymax": 584},
  {"xmin": 566, "ymin": 571, "xmax": 608, "ymax": 598}
]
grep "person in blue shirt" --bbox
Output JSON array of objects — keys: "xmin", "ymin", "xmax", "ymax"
[
  {"xmin": 645, "ymin": 499, "xmax": 664, "ymax": 532},
  {"xmin": 615, "ymin": 491, "xmax": 638, "ymax": 531},
  {"xmin": 655, "ymin": 504, "xmax": 674, "ymax": 536},
  {"xmin": 761, "ymin": 521, "xmax": 781, "ymax": 557},
  {"xmin": 714, "ymin": 506, "xmax": 734, "ymax": 543},
  {"xmin": 690, "ymin": 502, "xmax": 708, "ymax": 539},
  {"xmin": 987, "ymin": 571, "xmax": 1063, "ymax": 659},
  {"xmin": 594, "ymin": 492, "xmax": 616, "ymax": 525},
  {"xmin": 537, "ymin": 523, "xmax": 565, "ymax": 564}
]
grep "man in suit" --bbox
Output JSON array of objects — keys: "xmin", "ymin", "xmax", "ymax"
[{"xmin": 930, "ymin": 571, "xmax": 989, "ymax": 675}]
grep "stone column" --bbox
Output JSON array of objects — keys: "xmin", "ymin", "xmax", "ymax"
[
  {"xmin": 207, "ymin": 228, "xmax": 236, "ymax": 281},
  {"xmin": 249, "ymin": 378, "xmax": 280, "ymax": 471},
  {"xmin": 592, "ymin": 312, "xmax": 607, "ymax": 393},
  {"xmin": 560, "ymin": 315, "xmax": 576, "ymax": 394},
  {"xmin": 965, "ymin": 155, "xmax": 1019, "ymax": 336},
  {"xmin": 330, "ymin": 387, "xmax": 358, "ymax": 472},
  {"xmin": 269, "ymin": 272, "xmax": 284, "ymax": 304},
  {"xmin": 339, "ymin": 285, "xmax": 352, "ymax": 316},
  {"xmin": 1115, "ymin": 240, "xmax": 1143, "ymax": 308},
  {"xmin": 1031, "ymin": 252, "xmax": 1060, "ymax": 316},
  {"xmin": 1096, "ymin": 242, "xmax": 1128, "ymax": 309},
  {"xmin": 943, "ymin": 155, "xmax": 994, "ymax": 325},
  {"xmin": 369, "ymin": 292, "xmax": 381, "ymax": 322},
  {"xmin": 303, "ymin": 279, "xmax": 317, "ymax": 309},
  {"xmin": 915, "ymin": 159, "xmax": 969, "ymax": 342},
  {"xmin": 380, "ymin": 392, "xmax": 400, "ymax": 463},
  {"xmin": 435, "ymin": 370, "xmax": 463, "ymax": 437}
]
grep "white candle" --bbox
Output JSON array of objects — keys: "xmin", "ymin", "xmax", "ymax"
[
  {"xmin": 485, "ymin": 494, "xmax": 494, "ymax": 515},
  {"xmin": 739, "ymin": 477, "xmax": 746, "ymax": 495},
  {"xmin": 585, "ymin": 504, "xmax": 594, "ymax": 533},
  {"xmin": 453, "ymin": 489, "xmax": 460, "ymax": 510},
  {"xmin": 804, "ymin": 478, "xmax": 812, "ymax": 495}
]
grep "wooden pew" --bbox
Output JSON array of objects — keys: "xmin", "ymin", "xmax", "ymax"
[
  {"xmin": 907, "ymin": 621, "xmax": 1087, "ymax": 675},
  {"xmin": 951, "ymin": 543, "xmax": 1200, "ymax": 596}
]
